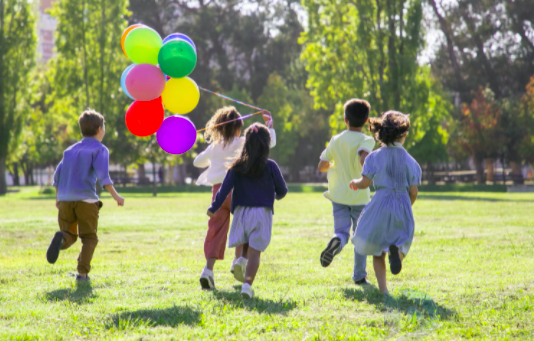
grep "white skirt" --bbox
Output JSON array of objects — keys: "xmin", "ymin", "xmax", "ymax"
[{"xmin": 228, "ymin": 206, "xmax": 273, "ymax": 252}]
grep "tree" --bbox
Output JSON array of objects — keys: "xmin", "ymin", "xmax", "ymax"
[
  {"xmin": 0, "ymin": 0, "xmax": 36, "ymax": 194},
  {"xmin": 455, "ymin": 87, "xmax": 503, "ymax": 184},
  {"xmin": 429, "ymin": 0, "xmax": 534, "ymax": 102},
  {"xmin": 47, "ymin": 0, "xmax": 134, "ymax": 166},
  {"xmin": 518, "ymin": 75, "xmax": 534, "ymax": 173},
  {"xmin": 300, "ymin": 0, "xmax": 448, "ymax": 156}
]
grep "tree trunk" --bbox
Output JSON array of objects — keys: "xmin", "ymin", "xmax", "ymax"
[
  {"xmin": 152, "ymin": 161, "xmax": 157, "ymax": 197},
  {"xmin": 474, "ymin": 154, "xmax": 485, "ymax": 184},
  {"xmin": 0, "ymin": 157, "xmax": 6, "ymax": 194},
  {"xmin": 137, "ymin": 163, "xmax": 147, "ymax": 185},
  {"xmin": 12, "ymin": 162, "xmax": 20, "ymax": 186},
  {"xmin": 485, "ymin": 158, "xmax": 494, "ymax": 183},
  {"xmin": 509, "ymin": 161, "xmax": 524, "ymax": 185}
]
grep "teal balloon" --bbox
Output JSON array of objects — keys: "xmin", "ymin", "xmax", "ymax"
[
  {"xmin": 121, "ymin": 64, "xmax": 135, "ymax": 99},
  {"xmin": 158, "ymin": 39, "xmax": 197, "ymax": 78}
]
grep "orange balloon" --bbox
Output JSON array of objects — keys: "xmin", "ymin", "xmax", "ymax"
[{"xmin": 121, "ymin": 24, "xmax": 144, "ymax": 57}]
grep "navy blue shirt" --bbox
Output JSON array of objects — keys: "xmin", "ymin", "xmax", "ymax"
[
  {"xmin": 208, "ymin": 159, "xmax": 288, "ymax": 214},
  {"xmin": 53, "ymin": 137, "xmax": 113, "ymax": 201}
]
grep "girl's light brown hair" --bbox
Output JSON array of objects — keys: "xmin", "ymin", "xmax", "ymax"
[
  {"xmin": 204, "ymin": 106, "xmax": 243, "ymax": 147},
  {"xmin": 369, "ymin": 111, "xmax": 410, "ymax": 146}
]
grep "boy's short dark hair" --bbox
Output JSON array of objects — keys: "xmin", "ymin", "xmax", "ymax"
[
  {"xmin": 344, "ymin": 99, "xmax": 370, "ymax": 128},
  {"xmin": 79, "ymin": 110, "xmax": 105, "ymax": 137}
]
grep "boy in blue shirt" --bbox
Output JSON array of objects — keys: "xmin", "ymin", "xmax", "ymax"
[
  {"xmin": 46, "ymin": 110, "xmax": 124, "ymax": 281},
  {"xmin": 317, "ymin": 99, "xmax": 375, "ymax": 284}
]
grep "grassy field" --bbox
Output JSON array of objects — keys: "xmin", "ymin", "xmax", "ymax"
[{"xmin": 1, "ymin": 187, "xmax": 533, "ymax": 340}]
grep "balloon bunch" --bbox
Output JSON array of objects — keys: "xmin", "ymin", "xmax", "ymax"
[{"xmin": 120, "ymin": 24, "xmax": 198, "ymax": 155}]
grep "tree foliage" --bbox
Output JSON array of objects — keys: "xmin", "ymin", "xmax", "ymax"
[{"xmin": 0, "ymin": 0, "xmax": 36, "ymax": 194}]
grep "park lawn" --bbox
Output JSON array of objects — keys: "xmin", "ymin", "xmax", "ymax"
[{"xmin": 0, "ymin": 188, "xmax": 533, "ymax": 340}]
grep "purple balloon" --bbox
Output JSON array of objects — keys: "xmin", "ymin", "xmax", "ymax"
[
  {"xmin": 157, "ymin": 116, "xmax": 197, "ymax": 154},
  {"xmin": 163, "ymin": 33, "xmax": 196, "ymax": 50},
  {"xmin": 125, "ymin": 64, "xmax": 166, "ymax": 101}
]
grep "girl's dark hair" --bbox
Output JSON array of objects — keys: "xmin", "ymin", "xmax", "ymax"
[
  {"xmin": 369, "ymin": 111, "xmax": 410, "ymax": 146},
  {"xmin": 204, "ymin": 106, "xmax": 244, "ymax": 147},
  {"xmin": 230, "ymin": 123, "xmax": 271, "ymax": 178}
]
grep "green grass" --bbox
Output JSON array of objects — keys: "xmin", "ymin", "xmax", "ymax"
[{"xmin": 1, "ymin": 187, "xmax": 533, "ymax": 340}]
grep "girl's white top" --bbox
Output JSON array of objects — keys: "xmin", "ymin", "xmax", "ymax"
[{"xmin": 193, "ymin": 128, "xmax": 276, "ymax": 186}]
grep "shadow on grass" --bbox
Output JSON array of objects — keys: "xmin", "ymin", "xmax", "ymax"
[
  {"xmin": 45, "ymin": 281, "xmax": 96, "ymax": 304},
  {"xmin": 212, "ymin": 288, "xmax": 297, "ymax": 315},
  {"xmin": 343, "ymin": 285, "xmax": 456, "ymax": 320},
  {"xmin": 107, "ymin": 305, "xmax": 201, "ymax": 330},
  {"xmin": 417, "ymin": 194, "xmax": 533, "ymax": 203}
]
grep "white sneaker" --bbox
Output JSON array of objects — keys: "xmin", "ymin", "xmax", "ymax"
[
  {"xmin": 233, "ymin": 257, "xmax": 247, "ymax": 283},
  {"xmin": 241, "ymin": 283, "xmax": 254, "ymax": 299},
  {"xmin": 199, "ymin": 267, "xmax": 215, "ymax": 290},
  {"xmin": 230, "ymin": 258, "xmax": 237, "ymax": 274}
]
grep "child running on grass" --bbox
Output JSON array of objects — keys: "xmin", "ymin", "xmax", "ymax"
[
  {"xmin": 350, "ymin": 111, "xmax": 421, "ymax": 295},
  {"xmin": 46, "ymin": 110, "xmax": 125, "ymax": 281},
  {"xmin": 194, "ymin": 106, "xmax": 276, "ymax": 290},
  {"xmin": 207, "ymin": 123, "xmax": 287, "ymax": 299},
  {"xmin": 317, "ymin": 99, "xmax": 375, "ymax": 284}
]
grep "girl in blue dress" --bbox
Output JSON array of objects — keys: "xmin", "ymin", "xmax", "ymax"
[{"xmin": 349, "ymin": 111, "xmax": 421, "ymax": 295}]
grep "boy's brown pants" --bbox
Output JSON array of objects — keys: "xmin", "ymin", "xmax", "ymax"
[{"xmin": 57, "ymin": 201, "xmax": 102, "ymax": 274}]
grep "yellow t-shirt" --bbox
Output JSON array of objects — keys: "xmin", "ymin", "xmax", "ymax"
[{"xmin": 320, "ymin": 130, "xmax": 376, "ymax": 206}]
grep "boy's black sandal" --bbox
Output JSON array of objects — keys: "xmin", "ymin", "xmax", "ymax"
[
  {"xmin": 46, "ymin": 231, "xmax": 64, "ymax": 264},
  {"xmin": 388, "ymin": 244, "xmax": 402, "ymax": 275},
  {"xmin": 320, "ymin": 237, "xmax": 341, "ymax": 268}
]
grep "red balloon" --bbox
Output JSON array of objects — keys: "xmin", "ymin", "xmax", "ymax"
[{"xmin": 125, "ymin": 97, "xmax": 164, "ymax": 137}]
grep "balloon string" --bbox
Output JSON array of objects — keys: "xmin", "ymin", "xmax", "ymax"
[
  {"xmin": 196, "ymin": 111, "xmax": 264, "ymax": 133},
  {"xmin": 198, "ymin": 87, "xmax": 265, "ymax": 111}
]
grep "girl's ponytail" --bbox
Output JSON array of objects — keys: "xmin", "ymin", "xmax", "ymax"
[{"xmin": 369, "ymin": 111, "xmax": 410, "ymax": 146}]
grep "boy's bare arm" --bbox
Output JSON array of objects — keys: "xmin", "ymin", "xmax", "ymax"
[
  {"xmin": 359, "ymin": 151, "xmax": 369, "ymax": 166},
  {"xmin": 55, "ymin": 188, "xmax": 59, "ymax": 209},
  {"xmin": 318, "ymin": 160, "xmax": 331, "ymax": 172},
  {"xmin": 104, "ymin": 184, "xmax": 125, "ymax": 206}
]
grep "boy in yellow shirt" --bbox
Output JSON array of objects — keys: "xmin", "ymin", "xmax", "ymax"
[{"xmin": 317, "ymin": 99, "xmax": 375, "ymax": 284}]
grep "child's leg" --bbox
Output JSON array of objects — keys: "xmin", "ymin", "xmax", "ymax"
[
  {"xmin": 373, "ymin": 253, "xmax": 388, "ymax": 294},
  {"xmin": 74, "ymin": 202, "xmax": 100, "ymax": 276},
  {"xmin": 321, "ymin": 203, "xmax": 351, "ymax": 267},
  {"xmin": 58, "ymin": 202, "xmax": 78, "ymax": 249},
  {"xmin": 244, "ymin": 247, "xmax": 261, "ymax": 285},
  {"xmin": 235, "ymin": 244, "xmax": 243, "ymax": 259},
  {"xmin": 203, "ymin": 185, "xmax": 232, "ymax": 270},
  {"xmin": 351, "ymin": 205, "xmax": 367, "ymax": 282},
  {"xmin": 241, "ymin": 243, "xmax": 249, "ymax": 258}
]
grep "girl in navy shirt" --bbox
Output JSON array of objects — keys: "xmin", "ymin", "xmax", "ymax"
[{"xmin": 208, "ymin": 123, "xmax": 287, "ymax": 299}]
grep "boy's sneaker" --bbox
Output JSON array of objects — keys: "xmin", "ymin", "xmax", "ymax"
[
  {"xmin": 320, "ymin": 237, "xmax": 341, "ymax": 268},
  {"xmin": 76, "ymin": 274, "xmax": 90, "ymax": 281},
  {"xmin": 354, "ymin": 278, "xmax": 370, "ymax": 285},
  {"xmin": 199, "ymin": 267, "xmax": 215, "ymax": 290},
  {"xmin": 241, "ymin": 283, "xmax": 254, "ymax": 299},
  {"xmin": 233, "ymin": 257, "xmax": 247, "ymax": 283},
  {"xmin": 46, "ymin": 231, "xmax": 64, "ymax": 264},
  {"xmin": 388, "ymin": 245, "xmax": 402, "ymax": 275}
]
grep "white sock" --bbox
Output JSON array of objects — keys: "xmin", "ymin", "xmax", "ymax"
[
  {"xmin": 242, "ymin": 283, "xmax": 251, "ymax": 290},
  {"xmin": 203, "ymin": 267, "xmax": 213, "ymax": 275}
]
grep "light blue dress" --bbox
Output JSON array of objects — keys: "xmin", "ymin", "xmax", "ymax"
[{"xmin": 352, "ymin": 143, "xmax": 422, "ymax": 257}]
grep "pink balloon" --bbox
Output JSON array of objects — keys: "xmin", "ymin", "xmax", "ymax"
[{"xmin": 125, "ymin": 64, "xmax": 166, "ymax": 101}]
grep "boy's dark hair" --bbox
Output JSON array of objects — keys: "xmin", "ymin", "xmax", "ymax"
[
  {"xmin": 369, "ymin": 111, "xmax": 410, "ymax": 146},
  {"xmin": 344, "ymin": 99, "xmax": 370, "ymax": 128},
  {"xmin": 78, "ymin": 110, "xmax": 105, "ymax": 137},
  {"xmin": 204, "ymin": 106, "xmax": 244, "ymax": 147},
  {"xmin": 230, "ymin": 123, "xmax": 271, "ymax": 179}
]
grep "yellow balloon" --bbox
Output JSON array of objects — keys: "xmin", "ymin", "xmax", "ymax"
[{"xmin": 162, "ymin": 77, "xmax": 200, "ymax": 114}]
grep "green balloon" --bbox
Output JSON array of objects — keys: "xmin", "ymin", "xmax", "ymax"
[
  {"xmin": 158, "ymin": 39, "xmax": 197, "ymax": 78},
  {"xmin": 124, "ymin": 27, "xmax": 162, "ymax": 65}
]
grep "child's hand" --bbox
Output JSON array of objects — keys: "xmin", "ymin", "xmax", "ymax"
[
  {"xmin": 207, "ymin": 210, "xmax": 215, "ymax": 218},
  {"xmin": 113, "ymin": 194, "xmax": 125, "ymax": 206},
  {"xmin": 262, "ymin": 110, "xmax": 273, "ymax": 128},
  {"xmin": 349, "ymin": 179, "xmax": 359, "ymax": 191},
  {"xmin": 56, "ymin": 199, "xmax": 60, "ymax": 209}
]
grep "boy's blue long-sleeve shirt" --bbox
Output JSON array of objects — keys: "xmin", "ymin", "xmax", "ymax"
[
  {"xmin": 208, "ymin": 159, "xmax": 287, "ymax": 214},
  {"xmin": 53, "ymin": 137, "xmax": 113, "ymax": 202}
]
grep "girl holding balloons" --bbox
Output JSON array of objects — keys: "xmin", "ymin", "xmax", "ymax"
[{"xmin": 194, "ymin": 106, "xmax": 276, "ymax": 290}]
